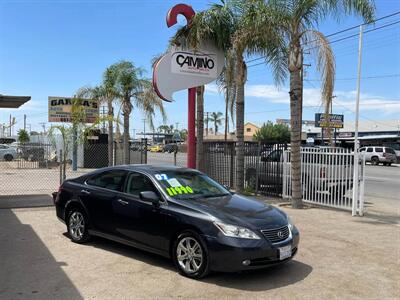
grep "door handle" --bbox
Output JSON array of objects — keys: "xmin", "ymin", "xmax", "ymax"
[
  {"xmin": 117, "ymin": 199, "xmax": 129, "ymax": 205},
  {"xmin": 80, "ymin": 189, "xmax": 91, "ymax": 195}
]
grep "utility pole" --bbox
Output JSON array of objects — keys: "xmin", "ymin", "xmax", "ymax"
[
  {"xmin": 9, "ymin": 114, "xmax": 12, "ymax": 137},
  {"xmin": 352, "ymin": 25, "xmax": 363, "ymax": 217},
  {"xmin": 142, "ymin": 119, "xmax": 146, "ymax": 139},
  {"xmin": 132, "ymin": 129, "xmax": 136, "ymax": 141}
]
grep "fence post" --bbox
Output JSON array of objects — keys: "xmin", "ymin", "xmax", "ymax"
[
  {"xmin": 230, "ymin": 142, "xmax": 234, "ymax": 189},
  {"xmin": 59, "ymin": 149, "xmax": 63, "ymax": 185},
  {"xmin": 255, "ymin": 142, "xmax": 260, "ymax": 195},
  {"xmin": 143, "ymin": 138, "xmax": 148, "ymax": 164},
  {"xmin": 174, "ymin": 150, "xmax": 177, "ymax": 166},
  {"xmin": 359, "ymin": 153, "xmax": 366, "ymax": 216}
]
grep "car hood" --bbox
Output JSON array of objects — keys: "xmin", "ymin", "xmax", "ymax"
[{"xmin": 178, "ymin": 194, "xmax": 288, "ymax": 230}]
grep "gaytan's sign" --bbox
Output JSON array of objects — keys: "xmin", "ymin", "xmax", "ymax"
[{"xmin": 48, "ymin": 96, "xmax": 99, "ymax": 123}]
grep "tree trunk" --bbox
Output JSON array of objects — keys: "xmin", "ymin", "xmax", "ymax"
[
  {"xmin": 289, "ymin": 41, "xmax": 304, "ymax": 209},
  {"xmin": 196, "ymin": 86, "xmax": 205, "ymax": 172},
  {"xmin": 224, "ymin": 91, "xmax": 229, "ymax": 141},
  {"xmin": 107, "ymin": 100, "xmax": 114, "ymax": 166},
  {"xmin": 235, "ymin": 57, "xmax": 246, "ymax": 193},
  {"xmin": 122, "ymin": 97, "xmax": 131, "ymax": 165}
]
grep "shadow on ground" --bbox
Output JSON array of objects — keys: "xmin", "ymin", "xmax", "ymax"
[
  {"xmin": 0, "ymin": 209, "xmax": 82, "ymax": 299},
  {"xmin": 76, "ymin": 234, "xmax": 312, "ymax": 292},
  {"xmin": 0, "ymin": 194, "xmax": 53, "ymax": 209}
]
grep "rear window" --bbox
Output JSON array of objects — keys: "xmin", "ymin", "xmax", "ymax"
[
  {"xmin": 385, "ymin": 148, "xmax": 395, "ymax": 154},
  {"xmin": 375, "ymin": 148, "xmax": 383, "ymax": 153}
]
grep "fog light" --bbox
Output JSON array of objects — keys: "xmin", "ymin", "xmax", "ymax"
[{"xmin": 242, "ymin": 260, "xmax": 251, "ymax": 266}]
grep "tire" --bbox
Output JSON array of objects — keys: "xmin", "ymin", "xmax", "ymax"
[
  {"xmin": 66, "ymin": 208, "xmax": 90, "ymax": 243},
  {"xmin": 371, "ymin": 156, "xmax": 379, "ymax": 166},
  {"xmin": 172, "ymin": 231, "xmax": 210, "ymax": 279},
  {"xmin": 383, "ymin": 162, "xmax": 387, "ymax": 166},
  {"xmin": 4, "ymin": 154, "xmax": 13, "ymax": 161},
  {"xmin": 388, "ymin": 163, "xmax": 392, "ymax": 166}
]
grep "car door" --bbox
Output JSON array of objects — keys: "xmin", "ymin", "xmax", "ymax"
[
  {"xmin": 80, "ymin": 170, "xmax": 127, "ymax": 234},
  {"xmin": 112, "ymin": 172, "xmax": 167, "ymax": 252}
]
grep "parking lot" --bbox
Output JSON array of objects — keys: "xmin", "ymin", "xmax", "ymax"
[{"xmin": 1, "ymin": 200, "xmax": 399, "ymax": 299}]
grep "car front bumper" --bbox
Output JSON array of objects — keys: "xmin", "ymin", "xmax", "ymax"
[{"xmin": 203, "ymin": 226, "xmax": 300, "ymax": 272}]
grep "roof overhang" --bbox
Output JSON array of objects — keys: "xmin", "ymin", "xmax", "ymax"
[{"xmin": 0, "ymin": 95, "xmax": 31, "ymax": 108}]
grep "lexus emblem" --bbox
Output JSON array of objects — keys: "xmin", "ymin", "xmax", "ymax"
[{"xmin": 277, "ymin": 231, "xmax": 284, "ymax": 238}]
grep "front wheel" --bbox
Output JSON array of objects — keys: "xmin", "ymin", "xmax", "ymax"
[
  {"xmin": 67, "ymin": 209, "xmax": 90, "ymax": 243},
  {"xmin": 4, "ymin": 154, "xmax": 13, "ymax": 161},
  {"xmin": 173, "ymin": 231, "xmax": 209, "ymax": 279}
]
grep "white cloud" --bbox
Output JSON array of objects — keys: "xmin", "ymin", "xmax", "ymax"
[{"xmin": 205, "ymin": 83, "xmax": 400, "ymax": 114}]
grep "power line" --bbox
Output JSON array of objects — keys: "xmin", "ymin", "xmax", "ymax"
[
  {"xmin": 246, "ymin": 11, "xmax": 400, "ymax": 65},
  {"xmin": 305, "ymin": 74, "xmax": 400, "ymax": 81}
]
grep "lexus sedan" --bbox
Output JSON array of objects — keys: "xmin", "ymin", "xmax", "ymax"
[{"xmin": 53, "ymin": 165, "xmax": 299, "ymax": 279}]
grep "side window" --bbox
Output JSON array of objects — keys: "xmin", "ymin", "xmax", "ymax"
[
  {"xmin": 375, "ymin": 148, "xmax": 383, "ymax": 153},
  {"xmin": 366, "ymin": 148, "xmax": 373, "ymax": 152},
  {"xmin": 86, "ymin": 170, "xmax": 126, "ymax": 191},
  {"xmin": 385, "ymin": 148, "xmax": 395, "ymax": 154},
  {"xmin": 126, "ymin": 172, "xmax": 157, "ymax": 196}
]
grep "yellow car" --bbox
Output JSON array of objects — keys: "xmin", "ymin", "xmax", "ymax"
[{"xmin": 149, "ymin": 144, "xmax": 164, "ymax": 152}]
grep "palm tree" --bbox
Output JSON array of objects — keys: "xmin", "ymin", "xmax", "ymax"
[
  {"xmin": 77, "ymin": 67, "xmax": 118, "ymax": 166},
  {"xmin": 248, "ymin": 0, "xmax": 375, "ymax": 207},
  {"xmin": 196, "ymin": 86, "xmax": 205, "ymax": 171},
  {"xmin": 111, "ymin": 60, "xmax": 167, "ymax": 164},
  {"xmin": 210, "ymin": 112, "xmax": 223, "ymax": 134}
]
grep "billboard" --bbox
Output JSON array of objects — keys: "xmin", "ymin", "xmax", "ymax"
[
  {"xmin": 315, "ymin": 113, "xmax": 344, "ymax": 128},
  {"xmin": 48, "ymin": 97, "xmax": 99, "ymax": 123}
]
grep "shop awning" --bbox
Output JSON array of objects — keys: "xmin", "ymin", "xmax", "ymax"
[{"xmin": 0, "ymin": 95, "xmax": 31, "ymax": 108}]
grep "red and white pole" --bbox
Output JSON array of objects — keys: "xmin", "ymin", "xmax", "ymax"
[{"xmin": 166, "ymin": 4, "xmax": 197, "ymax": 169}]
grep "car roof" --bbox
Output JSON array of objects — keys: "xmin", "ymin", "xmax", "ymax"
[{"xmin": 91, "ymin": 164, "xmax": 199, "ymax": 175}]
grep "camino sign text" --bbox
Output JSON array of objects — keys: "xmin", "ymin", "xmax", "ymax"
[
  {"xmin": 48, "ymin": 96, "xmax": 99, "ymax": 123},
  {"xmin": 315, "ymin": 113, "xmax": 344, "ymax": 128},
  {"xmin": 153, "ymin": 43, "xmax": 224, "ymax": 101}
]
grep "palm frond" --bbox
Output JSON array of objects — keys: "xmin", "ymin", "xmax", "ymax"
[{"xmin": 304, "ymin": 29, "xmax": 335, "ymax": 118}]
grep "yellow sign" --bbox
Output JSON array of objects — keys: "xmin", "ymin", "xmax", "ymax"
[{"xmin": 48, "ymin": 96, "xmax": 99, "ymax": 123}]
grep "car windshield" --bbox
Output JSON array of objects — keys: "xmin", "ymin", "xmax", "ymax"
[{"xmin": 153, "ymin": 171, "xmax": 230, "ymax": 200}]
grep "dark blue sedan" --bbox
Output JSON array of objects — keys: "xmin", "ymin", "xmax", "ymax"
[{"xmin": 53, "ymin": 165, "xmax": 299, "ymax": 278}]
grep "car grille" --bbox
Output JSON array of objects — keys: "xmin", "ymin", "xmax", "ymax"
[{"xmin": 261, "ymin": 225, "xmax": 290, "ymax": 243}]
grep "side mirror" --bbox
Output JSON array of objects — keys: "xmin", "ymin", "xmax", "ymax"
[{"xmin": 140, "ymin": 191, "xmax": 160, "ymax": 206}]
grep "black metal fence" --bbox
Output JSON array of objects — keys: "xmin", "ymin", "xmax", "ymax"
[
  {"xmin": 203, "ymin": 141, "xmax": 287, "ymax": 197},
  {"xmin": 114, "ymin": 139, "xmax": 148, "ymax": 165}
]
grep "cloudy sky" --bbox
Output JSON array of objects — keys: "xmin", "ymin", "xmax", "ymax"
[{"xmin": 0, "ymin": 0, "xmax": 399, "ymax": 136}]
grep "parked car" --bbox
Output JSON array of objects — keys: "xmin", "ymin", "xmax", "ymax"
[
  {"xmin": 149, "ymin": 144, "xmax": 164, "ymax": 153},
  {"xmin": 0, "ymin": 144, "xmax": 18, "ymax": 161},
  {"xmin": 360, "ymin": 146, "xmax": 397, "ymax": 166},
  {"xmin": 246, "ymin": 147, "xmax": 353, "ymax": 199},
  {"xmin": 163, "ymin": 143, "xmax": 178, "ymax": 153},
  {"xmin": 53, "ymin": 165, "xmax": 299, "ymax": 279}
]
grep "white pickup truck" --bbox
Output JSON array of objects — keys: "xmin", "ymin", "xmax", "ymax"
[{"xmin": 245, "ymin": 147, "xmax": 354, "ymax": 200}]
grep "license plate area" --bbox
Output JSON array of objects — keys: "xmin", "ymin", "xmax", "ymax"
[{"xmin": 279, "ymin": 245, "xmax": 292, "ymax": 260}]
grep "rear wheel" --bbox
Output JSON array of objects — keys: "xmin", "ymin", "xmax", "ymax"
[
  {"xmin": 173, "ymin": 231, "xmax": 209, "ymax": 279},
  {"xmin": 371, "ymin": 156, "xmax": 379, "ymax": 165},
  {"xmin": 67, "ymin": 208, "xmax": 90, "ymax": 243},
  {"xmin": 4, "ymin": 154, "xmax": 13, "ymax": 161}
]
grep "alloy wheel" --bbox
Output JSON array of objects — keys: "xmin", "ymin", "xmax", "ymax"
[
  {"xmin": 69, "ymin": 211, "xmax": 85, "ymax": 240},
  {"xmin": 176, "ymin": 237, "xmax": 203, "ymax": 274}
]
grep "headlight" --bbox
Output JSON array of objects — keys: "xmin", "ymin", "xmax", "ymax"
[
  {"xmin": 214, "ymin": 222, "xmax": 261, "ymax": 239},
  {"xmin": 287, "ymin": 216, "xmax": 294, "ymax": 230}
]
